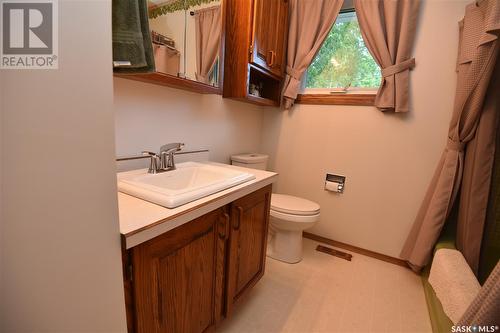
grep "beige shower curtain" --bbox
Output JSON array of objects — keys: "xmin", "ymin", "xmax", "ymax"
[
  {"xmin": 401, "ymin": 0, "xmax": 500, "ymax": 272},
  {"xmin": 194, "ymin": 5, "xmax": 221, "ymax": 84},
  {"xmin": 282, "ymin": 0, "xmax": 343, "ymax": 109},
  {"xmin": 456, "ymin": 60, "xmax": 500, "ymax": 274},
  {"xmin": 353, "ymin": 0, "xmax": 420, "ymax": 113}
]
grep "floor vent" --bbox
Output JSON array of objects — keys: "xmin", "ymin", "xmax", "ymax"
[{"xmin": 316, "ymin": 245, "xmax": 353, "ymax": 261}]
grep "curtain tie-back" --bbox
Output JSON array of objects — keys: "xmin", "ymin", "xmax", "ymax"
[
  {"xmin": 381, "ymin": 58, "xmax": 416, "ymax": 77},
  {"xmin": 447, "ymin": 138, "xmax": 466, "ymax": 152},
  {"xmin": 286, "ymin": 66, "xmax": 302, "ymax": 80}
]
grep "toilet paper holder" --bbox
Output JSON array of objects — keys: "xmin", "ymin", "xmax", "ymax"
[{"xmin": 325, "ymin": 173, "xmax": 346, "ymax": 193}]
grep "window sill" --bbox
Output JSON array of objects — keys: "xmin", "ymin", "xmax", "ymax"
[{"xmin": 295, "ymin": 93, "xmax": 376, "ymax": 106}]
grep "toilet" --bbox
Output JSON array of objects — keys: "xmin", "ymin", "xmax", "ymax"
[{"xmin": 231, "ymin": 153, "xmax": 320, "ymax": 263}]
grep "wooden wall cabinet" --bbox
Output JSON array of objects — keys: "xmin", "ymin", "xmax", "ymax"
[
  {"xmin": 251, "ymin": 0, "xmax": 288, "ymax": 78},
  {"xmin": 123, "ymin": 185, "xmax": 272, "ymax": 333},
  {"xmin": 223, "ymin": 0, "xmax": 289, "ymax": 107}
]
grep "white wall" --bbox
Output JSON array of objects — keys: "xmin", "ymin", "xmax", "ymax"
[
  {"xmin": 0, "ymin": 1, "xmax": 127, "ymax": 331},
  {"xmin": 114, "ymin": 77, "xmax": 264, "ymax": 169},
  {"xmin": 261, "ymin": 0, "xmax": 468, "ymax": 258}
]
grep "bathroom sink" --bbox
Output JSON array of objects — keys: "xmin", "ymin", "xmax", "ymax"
[{"xmin": 117, "ymin": 162, "xmax": 255, "ymax": 208}]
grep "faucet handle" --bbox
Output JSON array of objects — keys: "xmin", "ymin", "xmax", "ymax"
[
  {"xmin": 159, "ymin": 143, "xmax": 184, "ymax": 170},
  {"xmin": 160, "ymin": 143, "xmax": 184, "ymax": 153},
  {"xmin": 141, "ymin": 151, "xmax": 160, "ymax": 174},
  {"xmin": 142, "ymin": 150, "xmax": 157, "ymax": 156}
]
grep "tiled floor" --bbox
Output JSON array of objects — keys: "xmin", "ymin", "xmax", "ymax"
[{"xmin": 219, "ymin": 239, "xmax": 432, "ymax": 333}]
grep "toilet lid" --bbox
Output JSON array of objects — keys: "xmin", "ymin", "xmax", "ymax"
[{"xmin": 271, "ymin": 194, "xmax": 320, "ymax": 216}]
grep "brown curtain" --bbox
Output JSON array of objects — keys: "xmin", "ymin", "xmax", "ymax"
[
  {"xmin": 194, "ymin": 5, "xmax": 221, "ymax": 84},
  {"xmin": 282, "ymin": 0, "xmax": 343, "ymax": 109},
  {"xmin": 354, "ymin": 0, "xmax": 420, "ymax": 112},
  {"xmin": 401, "ymin": 0, "xmax": 500, "ymax": 272},
  {"xmin": 456, "ymin": 60, "xmax": 500, "ymax": 274},
  {"xmin": 458, "ymin": 261, "xmax": 500, "ymax": 327}
]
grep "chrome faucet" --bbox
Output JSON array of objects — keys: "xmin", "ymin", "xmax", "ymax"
[
  {"xmin": 160, "ymin": 143, "xmax": 184, "ymax": 171},
  {"xmin": 117, "ymin": 143, "xmax": 184, "ymax": 174}
]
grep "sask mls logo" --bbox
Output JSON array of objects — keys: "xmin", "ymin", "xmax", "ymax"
[{"xmin": 1, "ymin": 0, "xmax": 58, "ymax": 69}]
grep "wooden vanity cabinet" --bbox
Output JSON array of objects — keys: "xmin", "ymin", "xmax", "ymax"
[
  {"xmin": 127, "ymin": 207, "xmax": 228, "ymax": 333},
  {"xmin": 223, "ymin": 0, "xmax": 289, "ymax": 107},
  {"xmin": 123, "ymin": 185, "xmax": 272, "ymax": 333}
]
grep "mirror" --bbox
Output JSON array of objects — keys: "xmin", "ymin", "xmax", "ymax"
[{"xmin": 147, "ymin": 0, "xmax": 223, "ymax": 88}]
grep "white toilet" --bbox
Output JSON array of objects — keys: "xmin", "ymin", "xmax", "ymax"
[{"xmin": 231, "ymin": 153, "xmax": 320, "ymax": 263}]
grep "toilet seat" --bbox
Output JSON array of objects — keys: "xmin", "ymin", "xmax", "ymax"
[{"xmin": 271, "ymin": 194, "xmax": 320, "ymax": 216}]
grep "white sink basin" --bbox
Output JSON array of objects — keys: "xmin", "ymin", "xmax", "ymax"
[{"xmin": 117, "ymin": 162, "xmax": 255, "ymax": 208}]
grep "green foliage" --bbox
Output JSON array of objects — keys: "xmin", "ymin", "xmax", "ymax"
[
  {"xmin": 306, "ymin": 13, "xmax": 381, "ymax": 89},
  {"xmin": 149, "ymin": 0, "xmax": 218, "ymax": 19}
]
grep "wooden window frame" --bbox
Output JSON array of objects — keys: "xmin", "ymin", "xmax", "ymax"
[{"xmin": 295, "ymin": 92, "xmax": 376, "ymax": 106}]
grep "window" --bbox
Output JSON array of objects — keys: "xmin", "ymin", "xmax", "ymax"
[{"xmin": 297, "ymin": 7, "xmax": 381, "ymax": 105}]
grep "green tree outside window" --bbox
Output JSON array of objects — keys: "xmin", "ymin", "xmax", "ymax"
[{"xmin": 306, "ymin": 11, "xmax": 381, "ymax": 89}]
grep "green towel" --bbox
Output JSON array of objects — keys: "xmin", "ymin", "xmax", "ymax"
[{"xmin": 112, "ymin": 0, "xmax": 155, "ymax": 73}]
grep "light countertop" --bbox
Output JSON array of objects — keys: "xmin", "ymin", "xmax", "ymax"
[{"xmin": 118, "ymin": 164, "xmax": 277, "ymax": 249}]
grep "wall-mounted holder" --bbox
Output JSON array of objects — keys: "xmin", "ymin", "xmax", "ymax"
[{"xmin": 325, "ymin": 173, "xmax": 346, "ymax": 193}]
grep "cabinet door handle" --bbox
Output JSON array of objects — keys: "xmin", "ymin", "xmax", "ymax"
[
  {"xmin": 233, "ymin": 206, "xmax": 244, "ymax": 230},
  {"xmin": 219, "ymin": 212, "xmax": 230, "ymax": 240},
  {"xmin": 268, "ymin": 50, "xmax": 276, "ymax": 67}
]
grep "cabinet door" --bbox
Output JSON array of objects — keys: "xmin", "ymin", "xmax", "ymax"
[
  {"xmin": 251, "ymin": 0, "xmax": 288, "ymax": 77},
  {"xmin": 251, "ymin": 0, "xmax": 277, "ymax": 72},
  {"xmin": 131, "ymin": 208, "xmax": 229, "ymax": 333},
  {"xmin": 226, "ymin": 185, "xmax": 272, "ymax": 315},
  {"xmin": 273, "ymin": 0, "xmax": 289, "ymax": 76}
]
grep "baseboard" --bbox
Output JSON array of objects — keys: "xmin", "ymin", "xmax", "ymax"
[{"xmin": 303, "ymin": 232, "xmax": 409, "ymax": 268}]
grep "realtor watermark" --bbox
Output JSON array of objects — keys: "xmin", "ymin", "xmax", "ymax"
[
  {"xmin": 452, "ymin": 325, "xmax": 499, "ymax": 333},
  {"xmin": 1, "ymin": 0, "xmax": 58, "ymax": 69}
]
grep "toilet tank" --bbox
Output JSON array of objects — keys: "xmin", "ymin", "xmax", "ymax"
[{"xmin": 231, "ymin": 153, "xmax": 269, "ymax": 170}]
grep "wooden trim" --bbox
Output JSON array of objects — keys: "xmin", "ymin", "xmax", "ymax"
[
  {"xmin": 114, "ymin": 72, "xmax": 221, "ymax": 94},
  {"xmin": 303, "ymin": 232, "xmax": 409, "ymax": 268},
  {"xmin": 249, "ymin": 62, "xmax": 283, "ymax": 82},
  {"xmin": 222, "ymin": 0, "xmax": 254, "ymax": 100},
  {"xmin": 246, "ymin": 94, "xmax": 279, "ymax": 106},
  {"xmin": 295, "ymin": 93, "xmax": 376, "ymax": 106},
  {"xmin": 217, "ymin": 0, "xmax": 226, "ymax": 95},
  {"xmin": 121, "ymin": 237, "xmax": 137, "ymax": 333}
]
